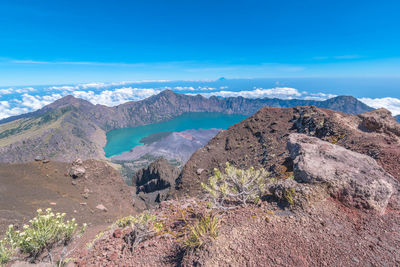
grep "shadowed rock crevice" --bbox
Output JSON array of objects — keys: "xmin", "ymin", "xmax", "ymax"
[{"xmin": 132, "ymin": 158, "xmax": 180, "ymax": 207}]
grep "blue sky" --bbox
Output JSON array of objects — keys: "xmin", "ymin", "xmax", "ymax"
[
  {"xmin": 1, "ymin": 1, "xmax": 400, "ymax": 119},
  {"xmin": 1, "ymin": 0, "xmax": 400, "ymax": 85}
]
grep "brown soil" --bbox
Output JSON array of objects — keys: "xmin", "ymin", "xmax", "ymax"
[
  {"xmin": 73, "ymin": 198, "xmax": 400, "ymax": 266},
  {"xmin": 0, "ymin": 160, "xmax": 135, "ymax": 233}
]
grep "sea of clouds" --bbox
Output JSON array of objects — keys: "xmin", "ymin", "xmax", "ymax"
[{"xmin": 0, "ymin": 80, "xmax": 399, "ymax": 120}]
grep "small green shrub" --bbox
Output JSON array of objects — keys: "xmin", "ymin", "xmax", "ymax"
[
  {"xmin": 114, "ymin": 213, "xmax": 163, "ymax": 232},
  {"xmin": 114, "ymin": 215, "xmax": 136, "ymax": 228},
  {"xmin": 201, "ymin": 162, "xmax": 269, "ymax": 208},
  {"xmin": 284, "ymin": 187, "xmax": 296, "ymax": 206},
  {"xmin": 0, "ymin": 239, "xmax": 13, "ymax": 265},
  {"xmin": 118, "ymin": 212, "xmax": 163, "ymax": 251},
  {"xmin": 86, "ymin": 231, "xmax": 105, "ymax": 249},
  {"xmin": 183, "ymin": 213, "xmax": 219, "ymax": 250},
  {"xmin": 3, "ymin": 208, "xmax": 86, "ymax": 260}
]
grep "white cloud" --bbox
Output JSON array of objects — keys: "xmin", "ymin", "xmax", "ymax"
[
  {"xmin": 171, "ymin": 86, "xmax": 215, "ymax": 91},
  {"xmin": 79, "ymin": 82, "xmax": 108, "ymax": 89},
  {"xmin": 199, "ymin": 86, "xmax": 216, "ymax": 91},
  {"xmin": 359, "ymin": 97, "xmax": 400, "ymax": 116},
  {"xmin": 187, "ymin": 87, "xmax": 338, "ymax": 101},
  {"xmin": 15, "ymin": 87, "xmax": 36, "ymax": 93},
  {"xmin": 72, "ymin": 87, "xmax": 162, "ymax": 106},
  {"xmin": 172, "ymin": 86, "xmax": 195, "ymax": 91},
  {"xmin": 0, "ymin": 88, "xmax": 13, "ymax": 95},
  {"xmin": 20, "ymin": 93, "xmax": 63, "ymax": 110},
  {"xmin": 47, "ymin": 85, "xmax": 77, "ymax": 91},
  {"xmin": 193, "ymin": 87, "xmax": 303, "ymax": 99},
  {"xmin": 0, "ymin": 101, "xmax": 9, "ymax": 109},
  {"xmin": 0, "ymin": 101, "xmax": 29, "ymax": 119},
  {"xmin": 0, "ymin": 87, "xmax": 36, "ymax": 95},
  {"xmin": 0, "ymin": 87, "xmax": 164, "ymax": 119},
  {"xmin": 303, "ymin": 92, "xmax": 338, "ymax": 101}
]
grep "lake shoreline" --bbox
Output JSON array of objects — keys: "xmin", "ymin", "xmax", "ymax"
[{"xmin": 104, "ymin": 112, "xmax": 247, "ymax": 157}]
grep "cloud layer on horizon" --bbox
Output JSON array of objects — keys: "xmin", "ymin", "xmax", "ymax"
[
  {"xmin": 189, "ymin": 87, "xmax": 338, "ymax": 101},
  {"xmin": 1, "ymin": 81, "xmax": 400, "ymax": 120},
  {"xmin": 359, "ymin": 97, "xmax": 400, "ymax": 116}
]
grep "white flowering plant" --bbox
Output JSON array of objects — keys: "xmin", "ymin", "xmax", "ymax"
[{"xmin": 1, "ymin": 208, "xmax": 87, "ymax": 262}]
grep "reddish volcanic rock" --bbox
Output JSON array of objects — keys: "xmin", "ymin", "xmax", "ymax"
[
  {"xmin": 177, "ymin": 106, "xmax": 400, "ymax": 197},
  {"xmin": 113, "ymin": 229, "xmax": 122, "ymax": 238}
]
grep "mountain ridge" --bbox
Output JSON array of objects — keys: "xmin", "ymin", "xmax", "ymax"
[
  {"xmin": 0, "ymin": 91, "xmax": 373, "ymax": 127},
  {"xmin": 0, "ymin": 90, "xmax": 376, "ymax": 163}
]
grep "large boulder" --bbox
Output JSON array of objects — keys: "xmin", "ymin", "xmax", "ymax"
[
  {"xmin": 69, "ymin": 166, "xmax": 85, "ymax": 178},
  {"xmin": 68, "ymin": 158, "xmax": 86, "ymax": 178},
  {"xmin": 287, "ymin": 133, "xmax": 398, "ymax": 214},
  {"xmin": 358, "ymin": 108, "xmax": 400, "ymax": 137}
]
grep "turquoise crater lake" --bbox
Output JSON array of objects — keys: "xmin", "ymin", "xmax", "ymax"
[{"xmin": 104, "ymin": 112, "xmax": 247, "ymax": 157}]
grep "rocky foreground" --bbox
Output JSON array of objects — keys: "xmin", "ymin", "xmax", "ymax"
[
  {"xmin": 73, "ymin": 197, "xmax": 399, "ymax": 266},
  {"xmin": 2, "ymin": 105, "xmax": 400, "ymax": 266},
  {"xmin": 72, "ymin": 135, "xmax": 400, "ymax": 266},
  {"xmin": 72, "ymin": 107, "xmax": 400, "ymax": 266}
]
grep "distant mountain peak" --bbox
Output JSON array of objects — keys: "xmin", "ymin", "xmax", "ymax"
[
  {"xmin": 321, "ymin": 95, "xmax": 374, "ymax": 114},
  {"xmin": 330, "ymin": 95, "xmax": 353, "ymax": 99},
  {"xmin": 46, "ymin": 95, "xmax": 94, "ymax": 110},
  {"xmin": 159, "ymin": 89, "xmax": 176, "ymax": 95},
  {"xmin": 327, "ymin": 95, "xmax": 358, "ymax": 101}
]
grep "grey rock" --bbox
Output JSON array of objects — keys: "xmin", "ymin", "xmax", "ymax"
[
  {"xmin": 72, "ymin": 158, "xmax": 83, "ymax": 166},
  {"xmin": 34, "ymin": 156, "xmax": 43, "ymax": 161},
  {"xmin": 287, "ymin": 133, "xmax": 397, "ymax": 214},
  {"xmin": 358, "ymin": 108, "xmax": 400, "ymax": 136},
  {"xmin": 196, "ymin": 168, "xmax": 205, "ymax": 175},
  {"xmin": 96, "ymin": 204, "xmax": 108, "ymax": 212},
  {"xmin": 69, "ymin": 166, "xmax": 86, "ymax": 179},
  {"xmin": 269, "ymin": 178, "xmax": 315, "ymax": 208},
  {"xmin": 133, "ymin": 158, "xmax": 180, "ymax": 193}
]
